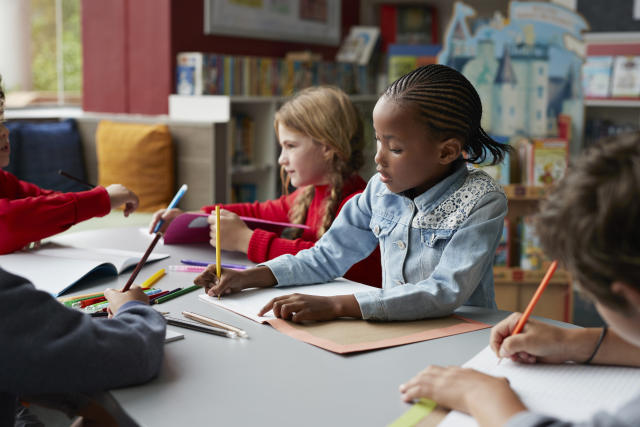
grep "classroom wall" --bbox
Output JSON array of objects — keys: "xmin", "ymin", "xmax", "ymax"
[{"xmin": 82, "ymin": 0, "xmax": 360, "ymax": 115}]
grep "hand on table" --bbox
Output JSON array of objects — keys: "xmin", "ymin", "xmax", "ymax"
[
  {"xmin": 194, "ymin": 265, "xmax": 276, "ymax": 297},
  {"xmin": 257, "ymin": 294, "xmax": 361, "ymax": 323},
  {"xmin": 104, "ymin": 286, "xmax": 149, "ymax": 318},
  {"xmin": 491, "ymin": 312, "xmax": 573, "ymax": 364}
]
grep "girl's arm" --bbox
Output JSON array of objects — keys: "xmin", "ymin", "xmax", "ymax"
[
  {"xmin": 0, "ymin": 187, "xmax": 111, "ymax": 254},
  {"xmin": 201, "ymin": 191, "xmax": 297, "ymax": 222},
  {"xmin": 355, "ymin": 191, "xmax": 507, "ymax": 321},
  {"xmin": 262, "ymin": 185, "xmax": 380, "ymax": 286}
]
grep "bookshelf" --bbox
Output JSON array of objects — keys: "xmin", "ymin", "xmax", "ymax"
[
  {"xmin": 495, "ymin": 185, "xmax": 573, "ymax": 323},
  {"xmin": 169, "ymin": 94, "xmax": 379, "ymax": 204}
]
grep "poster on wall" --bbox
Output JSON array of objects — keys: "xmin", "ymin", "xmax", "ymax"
[
  {"xmin": 438, "ymin": 1, "xmax": 588, "ymax": 155},
  {"xmin": 204, "ymin": 0, "xmax": 341, "ymax": 46}
]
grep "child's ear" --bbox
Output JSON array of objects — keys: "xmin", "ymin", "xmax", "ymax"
[
  {"xmin": 438, "ymin": 138, "xmax": 462, "ymax": 164},
  {"xmin": 611, "ymin": 281, "xmax": 640, "ymax": 311}
]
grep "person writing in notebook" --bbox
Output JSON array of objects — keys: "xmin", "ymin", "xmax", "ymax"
[
  {"xmin": 398, "ymin": 133, "xmax": 640, "ymax": 426},
  {"xmin": 194, "ymin": 65, "xmax": 509, "ymax": 322},
  {"xmin": 0, "ymin": 267, "xmax": 165, "ymax": 425},
  {"xmin": 0, "ymin": 74, "xmax": 139, "ymax": 254},
  {"xmin": 150, "ymin": 86, "xmax": 381, "ymax": 287}
]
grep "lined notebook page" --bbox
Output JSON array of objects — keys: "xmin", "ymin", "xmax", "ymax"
[{"xmin": 440, "ymin": 346, "xmax": 640, "ymax": 426}]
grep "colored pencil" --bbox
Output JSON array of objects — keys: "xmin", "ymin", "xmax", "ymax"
[
  {"xmin": 152, "ymin": 285, "xmax": 199, "ymax": 304},
  {"xmin": 58, "ymin": 169, "xmax": 95, "ymax": 189},
  {"xmin": 141, "ymin": 268, "xmax": 166, "ymax": 289},
  {"xmin": 511, "ymin": 260, "xmax": 559, "ymax": 336},
  {"xmin": 122, "ymin": 185, "xmax": 188, "ymax": 291}
]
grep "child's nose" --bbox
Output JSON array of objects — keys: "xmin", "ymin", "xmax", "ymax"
[
  {"xmin": 278, "ymin": 151, "xmax": 287, "ymax": 165},
  {"xmin": 374, "ymin": 147, "xmax": 384, "ymax": 166}
]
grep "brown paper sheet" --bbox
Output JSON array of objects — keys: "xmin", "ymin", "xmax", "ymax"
[{"xmin": 266, "ymin": 315, "xmax": 490, "ymax": 354}]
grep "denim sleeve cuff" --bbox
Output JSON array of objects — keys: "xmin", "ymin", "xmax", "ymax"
[
  {"xmin": 354, "ymin": 290, "xmax": 386, "ymax": 320},
  {"xmin": 261, "ymin": 256, "xmax": 297, "ymax": 287}
]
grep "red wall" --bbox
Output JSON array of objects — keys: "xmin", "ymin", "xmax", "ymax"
[{"xmin": 82, "ymin": 0, "xmax": 359, "ymax": 115}]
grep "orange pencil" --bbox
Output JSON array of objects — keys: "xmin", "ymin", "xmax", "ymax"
[{"xmin": 512, "ymin": 260, "xmax": 559, "ymax": 336}]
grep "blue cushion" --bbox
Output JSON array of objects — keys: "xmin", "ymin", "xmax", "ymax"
[
  {"xmin": 4, "ymin": 121, "xmax": 22, "ymax": 177},
  {"xmin": 15, "ymin": 119, "xmax": 87, "ymax": 192}
]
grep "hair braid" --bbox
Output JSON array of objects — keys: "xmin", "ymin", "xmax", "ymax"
[
  {"xmin": 275, "ymin": 86, "xmax": 364, "ymax": 239},
  {"xmin": 384, "ymin": 64, "xmax": 510, "ymax": 165}
]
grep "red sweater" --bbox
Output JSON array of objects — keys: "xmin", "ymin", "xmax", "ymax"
[
  {"xmin": 202, "ymin": 175, "xmax": 382, "ymax": 288},
  {"xmin": 0, "ymin": 170, "xmax": 111, "ymax": 254}
]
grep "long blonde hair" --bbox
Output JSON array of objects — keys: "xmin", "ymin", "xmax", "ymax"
[{"xmin": 274, "ymin": 86, "xmax": 364, "ymax": 238}]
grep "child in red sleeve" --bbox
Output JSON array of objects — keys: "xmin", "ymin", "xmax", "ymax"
[
  {"xmin": 150, "ymin": 86, "xmax": 381, "ymax": 287},
  {"xmin": 0, "ymin": 75, "xmax": 139, "ymax": 254}
]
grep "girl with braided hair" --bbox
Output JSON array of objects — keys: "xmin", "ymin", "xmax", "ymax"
[
  {"xmin": 194, "ymin": 64, "xmax": 509, "ymax": 322},
  {"xmin": 151, "ymin": 86, "xmax": 382, "ymax": 287}
]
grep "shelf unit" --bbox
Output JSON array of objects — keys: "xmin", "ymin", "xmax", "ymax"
[
  {"xmin": 170, "ymin": 94, "xmax": 380, "ymax": 205},
  {"xmin": 494, "ymin": 185, "xmax": 573, "ymax": 323}
]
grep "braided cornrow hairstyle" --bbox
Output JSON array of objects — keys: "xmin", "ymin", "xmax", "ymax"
[
  {"xmin": 275, "ymin": 86, "xmax": 364, "ymax": 239},
  {"xmin": 384, "ymin": 64, "xmax": 510, "ymax": 165}
]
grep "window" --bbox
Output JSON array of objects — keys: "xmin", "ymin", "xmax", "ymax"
[{"xmin": 2, "ymin": 0, "xmax": 82, "ymax": 107}]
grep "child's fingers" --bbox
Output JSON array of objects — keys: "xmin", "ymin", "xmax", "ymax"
[
  {"xmin": 258, "ymin": 298, "xmax": 277, "ymax": 316},
  {"xmin": 193, "ymin": 266, "xmax": 219, "ymax": 290},
  {"xmin": 490, "ymin": 312, "xmax": 522, "ymax": 356}
]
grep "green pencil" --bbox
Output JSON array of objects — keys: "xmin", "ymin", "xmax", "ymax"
[{"xmin": 152, "ymin": 285, "xmax": 200, "ymax": 304}]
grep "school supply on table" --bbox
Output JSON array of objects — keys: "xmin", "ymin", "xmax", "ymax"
[
  {"xmin": 0, "ymin": 244, "xmax": 170, "ymax": 296},
  {"xmin": 436, "ymin": 346, "xmax": 640, "ymax": 426},
  {"xmin": 152, "ymin": 285, "xmax": 199, "ymax": 304},
  {"xmin": 165, "ymin": 329, "xmax": 185, "ymax": 343},
  {"xmin": 182, "ymin": 311, "xmax": 248, "ymax": 338},
  {"xmin": 215, "ymin": 206, "xmax": 221, "ymax": 279},
  {"xmin": 168, "ymin": 265, "xmax": 207, "ymax": 273},
  {"xmin": 512, "ymin": 260, "xmax": 558, "ymax": 336},
  {"xmin": 180, "ymin": 260, "xmax": 249, "ymax": 270},
  {"xmin": 164, "ymin": 314, "xmax": 238, "ymax": 338},
  {"xmin": 162, "ymin": 211, "xmax": 311, "ymax": 244},
  {"xmin": 141, "ymin": 269, "xmax": 166, "ymax": 289},
  {"xmin": 83, "ymin": 288, "xmax": 163, "ymax": 313},
  {"xmin": 57, "ymin": 169, "xmax": 95, "ymax": 189},
  {"xmin": 122, "ymin": 184, "xmax": 188, "ymax": 291},
  {"xmin": 198, "ymin": 278, "xmax": 490, "ymax": 353},
  {"xmin": 389, "ymin": 398, "xmax": 447, "ymax": 427}
]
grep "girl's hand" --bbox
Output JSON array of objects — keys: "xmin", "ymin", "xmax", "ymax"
[
  {"xmin": 490, "ymin": 313, "xmax": 573, "ymax": 364},
  {"xmin": 207, "ymin": 209, "xmax": 253, "ymax": 253},
  {"xmin": 104, "ymin": 286, "xmax": 149, "ymax": 318},
  {"xmin": 399, "ymin": 366, "xmax": 525, "ymax": 426},
  {"xmin": 148, "ymin": 208, "xmax": 183, "ymax": 234},
  {"xmin": 194, "ymin": 265, "xmax": 276, "ymax": 297},
  {"xmin": 258, "ymin": 294, "xmax": 361, "ymax": 322},
  {"xmin": 106, "ymin": 184, "xmax": 139, "ymax": 216}
]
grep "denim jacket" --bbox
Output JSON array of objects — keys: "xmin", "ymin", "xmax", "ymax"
[{"xmin": 263, "ymin": 161, "xmax": 507, "ymax": 321}]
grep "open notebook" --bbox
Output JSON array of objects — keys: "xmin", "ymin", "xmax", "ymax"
[
  {"xmin": 0, "ymin": 243, "xmax": 169, "ymax": 296},
  {"xmin": 438, "ymin": 346, "xmax": 640, "ymax": 426},
  {"xmin": 163, "ymin": 212, "xmax": 310, "ymax": 244}
]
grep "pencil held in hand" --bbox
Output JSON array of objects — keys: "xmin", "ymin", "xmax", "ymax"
[{"xmin": 512, "ymin": 260, "xmax": 559, "ymax": 336}]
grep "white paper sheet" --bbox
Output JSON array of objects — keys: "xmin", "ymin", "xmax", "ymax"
[
  {"xmin": 198, "ymin": 277, "xmax": 374, "ymax": 323},
  {"xmin": 439, "ymin": 346, "xmax": 640, "ymax": 426},
  {"xmin": 0, "ymin": 243, "xmax": 169, "ymax": 296}
]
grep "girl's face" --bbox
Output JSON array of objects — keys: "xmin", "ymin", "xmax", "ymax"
[
  {"xmin": 373, "ymin": 97, "xmax": 452, "ymax": 195},
  {"xmin": 277, "ymin": 124, "xmax": 331, "ymax": 188},
  {"xmin": 0, "ymin": 123, "xmax": 9, "ymax": 168}
]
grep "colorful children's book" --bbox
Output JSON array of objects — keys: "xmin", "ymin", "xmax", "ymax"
[
  {"xmin": 519, "ymin": 216, "xmax": 549, "ymax": 270},
  {"xmin": 387, "ymin": 44, "xmax": 441, "ymax": 83},
  {"xmin": 611, "ymin": 55, "xmax": 640, "ymax": 98},
  {"xmin": 0, "ymin": 244, "xmax": 169, "ymax": 296},
  {"xmin": 163, "ymin": 212, "xmax": 311, "ymax": 244},
  {"xmin": 336, "ymin": 26, "xmax": 380, "ymax": 66},
  {"xmin": 582, "ymin": 56, "xmax": 613, "ymax": 98},
  {"xmin": 529, "ymin": 138, "xmax": 568, "ymax": 187}
]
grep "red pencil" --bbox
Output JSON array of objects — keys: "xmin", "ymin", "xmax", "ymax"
[{"xmin": 511, "ymin": 260, "xmax": 559, "ymax": 336}]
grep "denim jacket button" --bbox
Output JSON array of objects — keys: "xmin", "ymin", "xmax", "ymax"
[
  {"xmin": 395, "ymin": 279, "xmax": 404, "ymax": 285},
  {"xmin": 396, "ymin": 241, "xmax": 406, "ymax": 249},
  {"xmin": 374, "ymin": 225, "xmax": 380, "ymax": 235}
]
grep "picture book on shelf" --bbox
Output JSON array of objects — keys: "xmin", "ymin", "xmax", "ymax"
[
  {"xmin": 529, "ymin": 138, "xmax": 568, "ymax": 187},
  {"xmin": 335, "ymin": 26, "xmax": 380, "ymax": 65},
  {"xmin": 519, "ymin": 216, "xmax": 549, "ymax": 271},
  {"xmin": 611, "ymin": 55, "xmax": 640, "ymax": 98},
  {"xmin": 0, "ymin": 244, "xmax": 170, "ymax": 296},
  {"xmin": 163, "ymin": 212, "xmax": 311, "ymax": 245},
  {"xmin": 470, "ymin": 135, "xmax": 510, "ymax": 186},
  {"xmin": 387, "ymin": 44, "xmax": 441, "ymax": 84},
  {"xmin": 582, "ymin": 56, "xmax": 613, "ymax": 98}
]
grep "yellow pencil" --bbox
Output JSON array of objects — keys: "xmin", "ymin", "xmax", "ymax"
[
  {"xmin": 141, "ymin": 268, "xmax": 166, "ymax": 289},
  {"xmin": 216, "ymin": 205, "xmax": 221, "ymax": 299}
]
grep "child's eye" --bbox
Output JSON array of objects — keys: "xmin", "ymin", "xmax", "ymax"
[{"xmin": 390, "ymin": 148, "xmax": 403, "ymax": 154}]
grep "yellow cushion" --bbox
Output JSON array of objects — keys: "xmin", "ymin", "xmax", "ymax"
[{"xmin": 96, "ymin": 120, "xmax": 174, "ymax": 212}]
